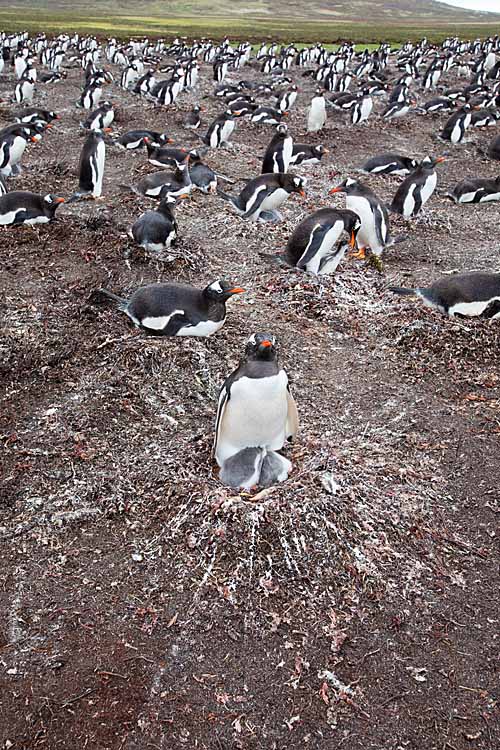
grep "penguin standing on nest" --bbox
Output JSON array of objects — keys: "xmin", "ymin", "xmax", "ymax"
[
  {"xmin": 307, "ymin": 89, "xmax": 327, "ymax": 132},
  {"xmin": 96, "ymin": 279, "xmax": 245, "ymax": 336},
  {"xmin": 329, "ymin": 178, "xmax": 391, "ymax": 257},
  {"xmin": 214, "ymin": 333, "xmax": 299, "ymax": 490},
  {"xmin": 390, "ymin": 156, "xmax": 445, "ymax": 218},
  {"xmin": 261, "ymin": 124, "xmax": 293, "ymax": 173},
  {"xmin": 389, "ymin": 272, "xmax": 500, "ymax": 319},
  {"xmin": 218, "ymin": 173, "xmax": 306, "ymax": 222},
  {"xmin": 70, "ymin": 129, "xmax": 107, "ymax": 200}
]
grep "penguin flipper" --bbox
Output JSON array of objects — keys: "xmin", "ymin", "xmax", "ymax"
[
  {"xmin": 286, "ymin": 386, "xmax": 299, "ymax": 441},
  {"xmin": 296, "ymin": 223, "xmax": 330, "ymax": 270},
  {"xmin": 213, "ymin": 384, "xmax": 230, "ymax": 462},
  {"xmin": 93, "ymin": 288, "xmax": 128, "ymax": 309}
]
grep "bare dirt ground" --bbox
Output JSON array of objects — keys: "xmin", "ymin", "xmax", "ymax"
[{"xmin": 0, "ymin": 48, "xmax": 499, "ymax": 750}]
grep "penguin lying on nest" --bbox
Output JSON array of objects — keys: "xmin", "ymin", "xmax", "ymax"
[
  {"xmin": 218, "ymin": 173, "xmax": 306, "ymax": 222},
  {"xmin": 95, "ymin": 280, "xmax": 245, "ymax": 336},
  {"xmin": 446, "ymin": 176, "xmax": 500, "ymax": 204},
  {"xmin": 0, "ymin": 191, "xmax": 64, "ymax": 226},
  {"xmin": 214, "ymin": 333, "xmax": 299, "ymax": 490},
  {"xmin": 359, "ymin": 153, "xmax": 418, "ymax": 176},
  {"xmin": 129, "ymin": 194, "xmax": 181, "ymax": 253},
  {"xmin": 389, "ymin": 272, "xmax": 500, "ymax": 319},
  {"xmin": 260, "ymin": 208, "xmax": 360, "ymax": 275}
]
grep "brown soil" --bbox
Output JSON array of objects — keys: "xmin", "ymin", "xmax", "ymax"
[{"xmin": 0, "ymin": 49, "xmax": 499, "ymax": 750}]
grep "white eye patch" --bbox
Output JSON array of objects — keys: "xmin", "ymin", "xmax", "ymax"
[{"xmin": 209, "ymin": 280, "xmax": 223, "ymax": 293}]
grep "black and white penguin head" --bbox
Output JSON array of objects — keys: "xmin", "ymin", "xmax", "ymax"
[
  {"xmin": 312, "ymin": 145, "xmax": 329, "ymax": 158},
  {"xmin": 203, "ymin": 279, "xmax": 245, "ymax": 302},
  {"xmin": 420, "ymin": 155, "xmax": 446, "ymax": 168},
  {"xmin": 342, "ymin": 210, "xmax": 362, "ymax": 242},
  {"xmin": 43, "ymin": 194, "xmax": 65, "ymax": 212},
  {"xmin": 285, "ymin": 175, "xmax": 307, "ymax": 196},
  {"xmin": 329, "ymin": 177, "xmax": 357, "ymax": 194},
  {"xmin": 245, "ymin": 332, "xmax": 277, "ymax": 360},
  {"xmin": 100, "ymin": 100, "xmax": 113, "ymax": 110},
  {"xmin": 276, "ymin": 123, "xmax": 288, "ymax": 135}
]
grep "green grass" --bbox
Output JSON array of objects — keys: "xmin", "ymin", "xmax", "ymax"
[{"xmin": 0, "ymin": 9, "xmax": 499, "ymax": 45}]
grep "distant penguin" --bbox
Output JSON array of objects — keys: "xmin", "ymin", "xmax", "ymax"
[
  {"xmin": 446, "ymin": 175, "xmax": 500, "ymax": 203},
  {"xmin": 189, "ymin": 150, "xmax": 217, "ymax": 193},
  {"xmin": 261, "ymin": 208, "xmax": 360, "ymax": 275},
  {"xmin": 79, "ymin": 82, "xmax": 102, "ymax": 110},
  {"xmin": 289, "ymin": 144, "xmax": 328, "ymax": 167},
  {"xmin": 15, "ymin": 108, "xmax": 60, "ymax": 124},
  {"xmin": 307, "ymin": 89, "xmax": 327, "ymax": 132},
  {"xmin": 183, "ymin": 104, "xmax": 203, "ymax": 130},
  {"xmin": 389, "ymin": 272, "xmax": 500, "ymax": 319},
  {"xmin": 213, "ymin": 333, "xmax": 298, "ymax": 478},
  {"xmin": 390, "ymin": 156, "xmax": 445, "ymax": 218},
  {"xmin": 132, "ymin": 158, "xmax": 192, "ymax": 199},
  {"xmin": 277, "ymin": 85, "xmax": 298, "ymax": 112},
  {"xmin": 351, "ymin": 92, "xmax": 373, "ymax": 125},
  {"xmin": 14, "ymin": 75, "xmax": 35, "ymax": 104},
  {"xmin": 441, "ymin": 103, "xmax": 472, "ymax": 144},
  {"xmin": 97, "ymin": 279, "xmax": 244, "ymax": 336},
  {"xmin": 130, "ymin": 194, "xmax": 179, "ymax": 252},
  {"xmin": 359, "ymin": 153, "xmax": 418, "ymax": 176},
  {"xmin": 116, "ymin": 130, "xmax": 173, "ymax": 150},
  {"xmin": 218, "ymin": 173, "xmax": 306, "ymax": 222},
  {"xmin": 74, "ymin": 130, "xmax": 106, "ymax": 199},
  {"xmin": 251, "ymin": 106, "xmax": 285, "ymax": 125},
  {"xmin": 144, "ymin": 139, "xmax": 188, "ymax": 168},
  {"xmin": 202, "ymin": 111, "xmax": 236, "ymax": 148},
  {"xmin": 0, "ymin": 127, "xmax": 36, "ymax": 177},
  {"xmin": 330, "ymin": 178, "xmax": 390, "ymax": 257},
  {"xmin": 381, "ymin": 98, "xmax": 414, "ymax": 120},
  {"xmin": 261, "ymin": 124, "xmax": 293, "ymax": 173},
  {"xmin": 0, "ymin": 191, "xmax": 64, "ymax": 226}
]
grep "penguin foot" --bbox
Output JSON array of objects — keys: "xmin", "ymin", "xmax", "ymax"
[{"xmin": 349, "ymin": 246, "xmax": 367, "ymax": 260}]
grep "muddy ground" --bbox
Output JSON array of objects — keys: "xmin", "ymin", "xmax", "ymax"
[{"xmin": 0, "ymin": 46, "xmax": 499, "ymax": 750}]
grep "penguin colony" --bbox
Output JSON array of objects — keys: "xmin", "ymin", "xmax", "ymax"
[{"xmin": 2, "ymin": 30, "xmax": 500, "ymax": 491}]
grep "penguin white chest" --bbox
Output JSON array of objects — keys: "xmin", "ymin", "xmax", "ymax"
[
  {"xmin": 220, "ymin": 119, "xmax": 234, "ymax": 143},
  {"xmin": 308, "ymin": 99, "xmax": 326, "ymax": 131},
  {"xmin": 92, "ymin": 140, "xmax": 105, "ymax": 197},
  {"xmin": 420, "ymin": 171, "xmax": 437, "ymax": 208},
  {"xmin": 216, "ymin": 372, "xmax": 289, "ymax": 464},
  {"xmin": 347, "ymin": 195, "xmax": 380, "ymax": 249},
  {"xmin": 10, "ymin": 137, "xmax": 27, "ymax": 165}
]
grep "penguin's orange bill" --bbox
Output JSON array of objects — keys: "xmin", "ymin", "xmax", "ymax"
[
  {"xmin": 179, "ymin": 193, "xmax": 190, "ymax": 199},
  {"xmin": 329, "ymin": 186, "xmax": 343, "ymax": 194},
  {"xmin": 261, "ymin": 340, "xmax": 272, "ymax": 347},
  {"xmin": 349, "ymin": 231, "xmax": 356, "ymax": 248},
  {"xmin": 55, "ymin": 197, "xmax": 65, "ymax": 203},
  {"xmin": 104, "ymin": 128, "xmax": 113, "ymax": 133},
  {"xmin": 228, "ymin": 287, "xmax": 245, "ymax": 294},
  {"xmin": 299, "ymin": 190, "xmax": 306, "ymax": 197},
  {"xmin": 436, "ymin": 156, "xmax": 446, "ymax": 163},
  {"xmin": 30, "ymin": 136, "xmax": 38, "ymax": 142},
  {"xmin": 167, "ymin": 138, "xmax": 175, "ymax": 144}
]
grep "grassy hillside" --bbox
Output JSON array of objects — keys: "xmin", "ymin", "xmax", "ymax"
[{"xmin": 0, "ymin": 0, "xmax": 499, "ymax": 43}]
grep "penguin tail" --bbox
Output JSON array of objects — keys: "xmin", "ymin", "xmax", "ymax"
[
  {"xmin": 93, "ymin": 287, "xmax": 128, "ymax": 309},
  {"xmin": 258, "ymin": 251, "xmax": 290, "ymax": 268},
  {"xmin": 216, "ymin": 187, "xmax": 237, "ymax": 206},
  {"xmin": 66, "ymin": 191, "xmax": 86, "ymax": 203},
  {"xmin": 118, "ymin": 183, "xmax": 139, "ymax": 195},
  {"xmin": 388, "ymin": 286, "xmax": 418, "ymax": 297}
]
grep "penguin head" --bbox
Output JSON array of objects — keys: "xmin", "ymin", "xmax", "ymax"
[
  {"xmin": 43, "ymin": 194, "xmax": 65, "ymax": 212},
  {"xmin": 245, "ymin": 333, "xmax": 277, "ymax": 361},
  {"xmin": 276, "ymin": 123, "xmax": 288, "ymax": 135},
  {"xmin": 329, "ymin": 177, "xmax": 357, "ymax": 194},
  {"xmin": 421, "ymin": 155, "xmax": 446, "ymax": 168},
  {"xmin": 288, "ymin": 175, "xmax": 307, "ymax": 196},
  {"xmin": 203, "ymin": 279, "xmax": 245, "ymax": 302},
  {"xmin": 312, "ymin": 145, "xmax": 329, "ymax": 158},
  {"xmin": 343, "ymin": 210, "xmax": 362, "ymax": 245}
]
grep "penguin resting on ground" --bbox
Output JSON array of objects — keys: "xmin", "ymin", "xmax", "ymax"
[
  {"xmin": 218, "ymin": 173, "xmax": 306, "ymax": 222},
  {"xmin": 214, "ymin": 332, "xmax": 298, "ymax": 489},
  {"xmin": 390, "ymin": 156, "xmax": 445, "ymax": 218},
  {"xmin": 389, "ymin": 272, "xmax": 500, "ymax": 319},
  {"xmin": 96, "ymin": 279, "xmax": 245, "ymax": 336},
  {"xmin": 359, "ymin": 153, "xmax": 418, "ymax": 176},
  {"xmin": 130, "ymin": 194, "xmax": 179, "ymax": 253},
  {"xmin": 289, "ymin": 144, "xmax": 328, "ymax": 167},
  {"xmin": 446, "ymin": 175, "xmax": 500, "ymax": 203},
  {"xmin": 0, "ymin": 191, "xmax": 64, "ymax": 226}
]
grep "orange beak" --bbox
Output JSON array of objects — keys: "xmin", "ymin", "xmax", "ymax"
[
  {"xmin": 436, "ymin": 156, "xmax": 446, "ymax": 163},
  {"xmin": 299, "ymin": 189, "xmax": 306, "ymax": 197},
  {"xmin": 46, "ymin": 124, "xmax": 53, "ymax": 129},
  {"xmin": 104, "ymin": 127, "xmax": 113, "ymax": 133},
  {"xmin": 55, "ymin": 114, "xmax": 61, "ymax": 119},
  {"xmin": 261, "ymin": 340, "xmax": 272, "ymax": 348},
  {"xmin": 167, "ymin": 138, "xmax": 175, "ymax": 143},
  {"xmin": 329, "ymin": 186, "xmax": 343, "ymax": 194},
  {"xmin": 228, "ymin": 287, "xmax": 245, "ymax": 294},
  {"xmin": 30, "ymin": 136, "xmax": 38, "ymax": 142},
  {"xmin": 56, "ymin": 197, "xmax": 65, "ymax": 203},
  {"xmin": 349, "ymin": 230, "xmax": 356, "ymax": 248},
  {"xmin": 179, "ymin": 193, "xmax": 190, "ymax": 199}
]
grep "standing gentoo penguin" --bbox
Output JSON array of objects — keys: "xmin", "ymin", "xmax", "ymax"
[
  {"xmin": 261, "ymin": 208, "xmax": 360, "ymax": 275},
  {"xmin": 214, "ymin": 333, "xmax": 299, "ymax": 489},
  {"xmin": 261, "ymin": 124, "xmax": 293, "ymax": 174},
  {"xmin": 359, "ymin": 153, "xmax": 418, "ymax": 176},
  {"xmin": 446, "ymin": 175, "xmax": 500, "ymax": 203},
  {"xmin": 218, "ymin": 173, "xmax": 306, "ymax": 222},
  {"xmin": 289, "ymin": 144, "xmax": 328, "ymax": 167},
  {"xmin": 351, "ymin": 91, "xmax": 373, "ymax": 125},
  {"xmin": 96, "ymin": 279, "xmax": 245, "ymax": 336},
  {"xmin": 390, "ymin": 156, "xmax": 445, "ymax": 218},
  {"xmin": 330, "ymin": 178, "xmax": 390, "ymax": 257},
  {"xmin": 202, "ymin": 111, "xmax": 237, "ymax": 148},
  {"xmin": 72, "ymin": 130, "xmax": 106, "ymax": 199},
  {"xmin": 307, "ymin": 88, "xmax": 327, "ymax": 132},
  {"xmin": 0, "ymin": 191, "xmax": 64, "ymax": 226},
  {"xmin": 389, "ymin": 272, "xmax": 500, "ymax": 319},
  {"xmin": 440, "ymin": 103, "xmax": 473, "ymax": 144},
  {"xmin": 130, "ymin": 194, "xmax": 179, "ymax": 253}
]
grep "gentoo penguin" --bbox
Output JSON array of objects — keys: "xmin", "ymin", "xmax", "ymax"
[
  {"xmin": 440, "ymin": 103, "xmax": 473, "ymax": 144},
  {"xmin": 289, "ymin": 144, "xmax": 328, "ymax": 167},
  {"xmin": 262, "ymin": 208, "xmax": 360, "ymax": 275},
  {"xmin": 446, "ymin": 176, "xmax": 500, "ymax": 204},
  {"xmin": 14, "ymin": 76, "xmax": 35, "ymax": 105},
  {"xmin": 417, "ymin": 96, "xmax": 454, "ymax": 114},
  {"xmin": 130, "ymin": 194, "xmax": 179, "ymax": 253},
  {"xmin": 330, "ymin": 178, "xmax": 390, "ymax": 257},
  {"xmin": 0, "ymin": 174, "xmax": 7, "ymax": 196},
  {"xmin": 381, "ymin": 98, "xmax": 414, "ymax": 120},
  {"xmin": 277, "ymin": 85, "xmax": 298, "ymax": 112},
  {"xmin": 219, "ymin": 447, "xmax": 292, "ymax": 491},
  {"xmin": 227, "ymin": 98, "xmax": 256, "ymax": 117},
  {"xmin": 82, "ymin": 101, "xmax": 114, "ymax": 131},
  {"xmin": 132, "ymin": 158, "xmax": 192, "ymax": 199},
  {"xmin": 0, "ymin": 128, "xmax": 37, "ymax": 177},
  {"xmin": 360, "ymin": 153, "xmax": 418, "ymax": 176},
  {"xmin": 389, "ymin": 272, "xmax": 500, "ymax": 319},
  {"xmin": 351, "ymin": 92, "xmax": 373, "ymax": 125},
  {"xmin": 183, "ymin": 104, "xmax": 203, "ymax": 130},
  {"xmin": 73, "ymin": 130, "xmax": 106, "ymax": 199},
  {"xmin": 390, "ymin": 156, "xmax": 445, "ymax": 218},
  {"xmin": 307, "ymin": 89, "xmax": 327, "ymax": 132},
  {"xmin": 144, "ymin": 139, "xmax": 188, "ymax": 168},
  {"xmin": 116, "ymin": 130, "xmax": 173, "ymax": 150},
  {"xmin": 202, "ymin": 111, "xmax": 237, "ymax": 148},
  {"xmin": 487, "ymin": 134, "xmax": 500, "ymax": 160},
  {"xmin": 218, "ymin": 173, "xmax": 306, "ymax": 222},
  {"xmin": 0, "ymin": 191, "xmax": 64, "ymax": 226},
  {"xmin": 78, "ymin": 82, "xmax": 102, "ymax": 110},
  {"xmin": 261, "ymin": 124, "xmax": 293, "ymax": 174},
  {"xmin": 251, "ymin": 107, "xmax": 286, "ymax": 125},
  {"xmin": 189, "ymin": 151, "xmax": 217, "ymax": 193},
  {"xmin": 213, "ymin": 333, "xmax": 298, "ymax": 480},
  {"xmin": 97, "ymin": 280, "xmax": 244, "ymax": 336},
  {"xmin": 15, "ymin": 108, "xmax": 60, "ymax": 124}
]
